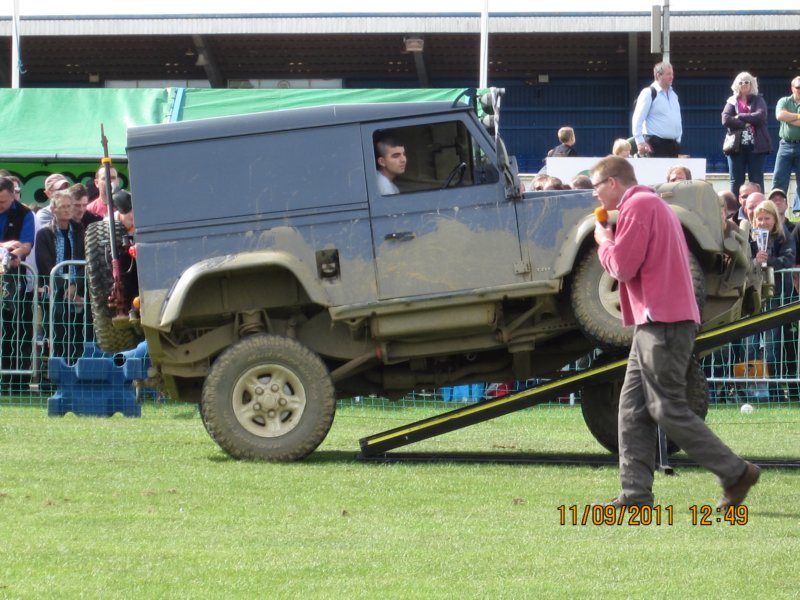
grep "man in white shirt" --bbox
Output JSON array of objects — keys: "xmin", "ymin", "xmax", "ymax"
[
  {"xmin": 632, "ymin": 62, "xmax": 683, "ymax": 158},
  {"xmin": 375, "ymin": 137, "xmax": 406, "ymax": 195}
]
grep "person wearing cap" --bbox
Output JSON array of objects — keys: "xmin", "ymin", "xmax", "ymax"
[
  {"xmin": 86, "ymin": 166, "xmax": 119, "ymax": 218},
  {"xmin": 35, "ymin": 173, "xmax": 71, "ymax": 229},
  {"xmin": 767, "ymin": 188, "xmax": 793, "ymax": 233},
  {"xmin": 112, "ymin": 189, "xmax": 135, "ymax": 234}
]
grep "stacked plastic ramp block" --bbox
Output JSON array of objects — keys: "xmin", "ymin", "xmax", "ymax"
[
  {"xmin": 47, "ymin": 341, "xmax": 149, "ymax": 417},
  {"xmin": 439, "ymin": 384, "xmax": 487, "ymax": 402}
]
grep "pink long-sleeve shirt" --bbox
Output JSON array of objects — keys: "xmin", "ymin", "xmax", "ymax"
[{"xmin": 597, "ymin": 185, "xmax": 701, "ymax": 327}]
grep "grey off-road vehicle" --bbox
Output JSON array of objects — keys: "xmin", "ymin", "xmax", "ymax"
[{"xmin": 92, "ymin": 89, "xmax": 760, "ymax": 460}]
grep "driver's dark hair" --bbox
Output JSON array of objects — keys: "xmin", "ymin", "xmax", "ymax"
[
  {"xmin": 374, "ymin": 135, "xmax": 404, "ymax": 164},
  {"xmin": 590, "ymin": 155, "xmax": 638, "ymax": 187}
]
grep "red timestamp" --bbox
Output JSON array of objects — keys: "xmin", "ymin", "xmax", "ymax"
[
  {"xmin": 689, "ymin": 504, "xmax": 749, "ymax": 526},
  {"xmin": 558, "ymin": 504, "xmax": 674, "ymax": 526}
]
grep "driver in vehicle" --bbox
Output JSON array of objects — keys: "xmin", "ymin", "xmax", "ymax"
[{"xmin": 375, "ymin": 136, "xmax": 406, "ymax": 195}]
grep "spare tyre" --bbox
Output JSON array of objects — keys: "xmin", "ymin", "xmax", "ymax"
[{"xmin": 85, "ymin": 220, "xmax": 142, "ymax": 353}]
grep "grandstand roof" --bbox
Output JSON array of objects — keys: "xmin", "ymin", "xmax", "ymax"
[{"xmin": 0, "ymin": 10, "xmax": 798, "ymax": 85}]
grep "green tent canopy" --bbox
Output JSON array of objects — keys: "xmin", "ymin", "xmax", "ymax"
[
  {"xmin": 0, "ymin": 87, "xmax": 473, "ymax": 205},
  {"xmin": 0, "ymin": 87, "xmax": 472, "ymax": 161}
]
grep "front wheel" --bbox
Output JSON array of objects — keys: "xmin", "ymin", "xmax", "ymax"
[
  {"xmin": 201, "ymin": 335, "xmax": 336, "ymax": 461},
  {"xmin": 571, "ymin": 250, "xmax": 705, "ymax": 349}
]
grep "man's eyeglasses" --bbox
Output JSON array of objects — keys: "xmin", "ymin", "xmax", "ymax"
[{"xmin": 592, "ymin": 177, "xmax": 611, "ymax": 190}]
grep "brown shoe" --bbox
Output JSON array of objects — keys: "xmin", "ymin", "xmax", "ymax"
[
  {"xmin": 592, "ymin": 497, "xmax": 652, "ymax": 508},
  {"xmin": 717, "ymin": 462, "xmax": 760, "ymax": 510}
]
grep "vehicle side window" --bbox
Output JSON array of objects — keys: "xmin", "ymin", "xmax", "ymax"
[{"xmin": 373, "ymin": 121, "xmax": 498, "ymax": 195}]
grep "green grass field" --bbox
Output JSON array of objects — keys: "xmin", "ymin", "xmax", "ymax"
[{"xmin": 1, "ymin": 402, "xmax": 799, "ymax": 599}]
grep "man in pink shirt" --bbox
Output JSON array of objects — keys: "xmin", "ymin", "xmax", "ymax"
[{"xmin": 590, "ymin": 156, "xmax": 759, "ymax": 510}]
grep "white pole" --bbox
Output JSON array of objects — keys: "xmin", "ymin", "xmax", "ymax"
[
  {"xmin": 662, "ymin": 0, "xmax": 670, "ymax": 64},
  {"xmin": 11, "ymin": 0, "xmax": 20, "ymax": 88},
  {"xmin": 478, "ymin": 0, "xmax": 489, "ymax": 88}
]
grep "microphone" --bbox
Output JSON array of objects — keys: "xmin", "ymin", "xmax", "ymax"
[{"xmin": 594, "ymin": 207, "xmax": 608, "ymax": 227}]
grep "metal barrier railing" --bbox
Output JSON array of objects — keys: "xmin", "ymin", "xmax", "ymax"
[
  {"xmin": 0, "ymin": 261, "xmax": 40, "ymax": 391},
  {"xmin": 702, "ymin": 267, "xmax": 800, "ymax": 403},
  {"xmin": 45, "ymin": 259, "xmax": 92, "ymax": 364},
  {"xmin": 0, "ymin": 259, "xmax": 94, "ymax": 398},
  {"xmin": 4, "ymin": 260, "xmax": 800, "ymax": 405}
]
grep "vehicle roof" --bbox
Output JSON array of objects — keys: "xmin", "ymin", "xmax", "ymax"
[{"xmin": 127, "ymin": 101, "xmax": 473, "ymax": 149}]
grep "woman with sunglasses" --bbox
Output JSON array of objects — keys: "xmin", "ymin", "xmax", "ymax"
[{"xmin": 721, "ymin": 72, "xmax": 772, "ymax": 195}]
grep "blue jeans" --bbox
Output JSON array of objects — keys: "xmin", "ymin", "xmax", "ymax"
[
  {"xmin": 773, "ymin": 140, "xmax": 800, "ymax": 210},
  {"xmin": 727, "ymin": 146, "xmax": 767, "ymax": 195}
]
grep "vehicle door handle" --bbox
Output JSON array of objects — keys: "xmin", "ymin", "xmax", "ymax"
[{"xmin": 384, "ymin": 232, "xmax": 416, "ymax": 242}]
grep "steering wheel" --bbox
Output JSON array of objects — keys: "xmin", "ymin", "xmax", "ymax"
[{"xmin": 442, "ymin": 162, "xmax": 467, "ymax": 188}]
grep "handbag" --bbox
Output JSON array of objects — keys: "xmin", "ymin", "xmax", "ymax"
[{"xmin": 723, "ymin": 129, "xmax": 742, "ymax": 155}]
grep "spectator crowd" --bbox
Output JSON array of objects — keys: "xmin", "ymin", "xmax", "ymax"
[{"xmin": 0, "ymin": 166, "xmax": 135, "ymax": 393}]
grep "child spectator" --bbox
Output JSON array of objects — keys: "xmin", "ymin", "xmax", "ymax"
[
  {"xmin": 546, "ymin": 127, "xmax": 577, "ymax": 158},
  {"xmin": 612, "ymin": 138, "xmax": 633, "ymax": 157}
]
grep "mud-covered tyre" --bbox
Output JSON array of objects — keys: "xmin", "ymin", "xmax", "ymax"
[
  {"xmin": 85, "ymin": 220, "xmax": 141, "ymax": 353},
  {"xmin": 571, "ymin": 250, "xmax": 705, "ymax": 349},
  {"xmin": 581, "ymin": 359, "xmax": 709, "ymax": 454},
  {"xmin": 201, "ymin": 334, "xmax": 336, "ymax": 461}
]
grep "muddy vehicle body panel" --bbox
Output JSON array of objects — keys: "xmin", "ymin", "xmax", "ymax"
[{"xmin": 117, "ymin": 92, "xmax": 759, "ymax": 460}]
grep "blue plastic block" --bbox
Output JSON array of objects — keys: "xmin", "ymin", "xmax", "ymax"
[
  {"xmin": 470, "ymin": 384, "xmax": 486, "ymax": 399},
  {"xmin": 47, "ymin": 342, "xmax": 149, "ymax": 418}
]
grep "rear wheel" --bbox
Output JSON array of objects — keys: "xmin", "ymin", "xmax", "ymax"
[
  {"xmin": 201, "ymin": 334, "xmax": 336, "ymax": 461},
  {"xmin": 84, "ymin": 220, "xmax": 141, "ymax": 353},
  {"xmin": 581, "ymin": 358, "xmax": 709, "ymax": 454}
]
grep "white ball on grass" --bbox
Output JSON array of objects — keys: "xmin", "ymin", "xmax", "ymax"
[{"xmin": 740, "ymin": 403, "xmax": 754, "ymax": 414}]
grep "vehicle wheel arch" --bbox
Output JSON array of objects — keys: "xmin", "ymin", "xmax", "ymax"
[{"xmin": 159, "ymin": 251, "xmax": 331, "ymax": 329}]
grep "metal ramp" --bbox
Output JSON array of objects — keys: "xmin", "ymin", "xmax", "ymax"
[{"xmin": 359, "ymin": 301, "xmax": 800, "ymax": 457}]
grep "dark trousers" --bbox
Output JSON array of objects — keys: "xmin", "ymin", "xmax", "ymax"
[
  {"xmin": 0, "ymin": 275, "xmax": 34, "ymax": 391},
  {"xmin": 46, "ymin": 296, "xmax": 85, "ymax": 365},
  {"xmin": 618, "ymin": 321, "xmax": 746, "ymax": 504},
  {"xmin": 773, "ymin": 140, "xmax": 800, "ymax": 212},
  {"xmin": 644, "ymin": 135, "xmax": 680, "ymax": 158}
]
